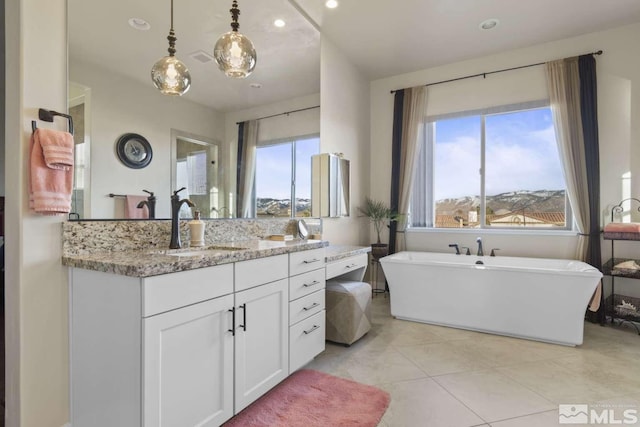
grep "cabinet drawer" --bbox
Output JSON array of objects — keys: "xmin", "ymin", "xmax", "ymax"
[
  {"xmin": 142, "ymin": 264, "xmax": 234, "ymax": 317},
  {"xmin": 289, "ymin": 248, "xmax": 326, "ymax": 276},
  {"xmin": 289, "ymin": 290, "xmax": 324, "ymax": 326},
  {"xmin": 289, "ymin": 269, "xmax": 325, "ymax": 301},
  {"xmin": 326, "ymin": 253, "xmax": 367, "ymax": 279},
  {"xmin": 235, "ymin": 254, "xmax": 288, "ymax": 292},
  {"xmin": 289, "ymin": 311, "xmax": 325, "ymax": 373}
]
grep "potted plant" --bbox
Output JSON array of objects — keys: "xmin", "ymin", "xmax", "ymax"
[{"xmin": 358, "ymin": 197, "xmax": 400, "ymax": 259}]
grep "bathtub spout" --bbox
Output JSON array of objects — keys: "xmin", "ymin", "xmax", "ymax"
[
  {"xmin": 476, "ymin": 237, "xmax": 484, "ymax": 256},
  {"xmin": 448, "ymin": 244, "xmax": 460, "ymax": 255}
]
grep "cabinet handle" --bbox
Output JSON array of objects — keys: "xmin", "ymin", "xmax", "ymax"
[
  {"xmin": 303, "ymin": 280, "xmax": 320, "ymax": 288},
  {"xmin": 345, "ymin": 263, "xmax": 358, "ymax": 269},
  {"xmin": 228, "ymin": 308, "xmax": 235, "ymax": 336},
  {"xmin": 303, "ymin": 302, "xmax": 320, "ymax": 311},
  {"xmin": 303, "ymin": 325, "xmax": 320, "ymax": 335},
  {"xmin": 303, "ymin": 258, "xmax": 321, "ymax": 264},
  {"xmin": 239, "ymin": 304, "xmax": 247, "ymax": 331}
]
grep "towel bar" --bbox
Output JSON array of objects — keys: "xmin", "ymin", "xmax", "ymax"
[{"xmin": 31, "ymin": 108, "xmax": 74, "ymax": 135}]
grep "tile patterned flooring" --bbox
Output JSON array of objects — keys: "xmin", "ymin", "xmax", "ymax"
[{"xmin": 305, "ymin": 296, "xmax": 640, "ymax": 427}]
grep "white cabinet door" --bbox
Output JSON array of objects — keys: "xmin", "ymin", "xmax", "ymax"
[
  {"xmin": 234, "ymin": 279, "xmax": 289, "ymax": 413},
  {"xmin": 143, "ymin": 294, "xmax": 234, "ymax": 427}
]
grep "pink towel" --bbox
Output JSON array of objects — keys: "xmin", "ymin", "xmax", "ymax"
[
  {"xmin": 29, "ymin": 128, "xmax": 74, "ymax": 215},
  {"xmin": 125, "ymin": 195, "xmax": 149, "ymax": 219},
  {"xmin": 604, "ymin": 222, "xmax": 640, "ymax": 233}
]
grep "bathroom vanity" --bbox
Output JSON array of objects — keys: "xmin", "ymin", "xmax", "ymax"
[{"xmin": 64, "ymin": 237, "xmax": 327, "ymax": 427}]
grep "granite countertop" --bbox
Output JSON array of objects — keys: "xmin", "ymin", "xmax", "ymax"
[
  {"xmin": 325, "ymin": 245, "xmax": 371, "ymax": 263},
  {"xmin": 63, "ymin": 239, "xmax": 329, "ymax": 278}
]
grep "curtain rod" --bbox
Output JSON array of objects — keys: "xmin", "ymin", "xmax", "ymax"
[
  {"xmin": 236, "ymin": 105, "xmax": 320, "ymax": 125},
  {"xmin": 389, "ymin": 50, "xmax": 603, "ymax": 94}
]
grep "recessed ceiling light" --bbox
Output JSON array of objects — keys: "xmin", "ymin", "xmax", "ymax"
[
  {"xmin": 479, "ymin": 18, "xmax": 499, "ymax": 30},
  {"xmin": 250, "ymin": 83, "xmax": 262, "ymax": 88},
  {"xmin": 128, "ymin": 17, "xmax": 151, "ymax": 31},
  {"xmin": 325, "ymin": 0, "xmax": 338, "ymax": 9},
  {"xmin": 274, "ymin": 19, "xmax": 286, "ymax": 28}
]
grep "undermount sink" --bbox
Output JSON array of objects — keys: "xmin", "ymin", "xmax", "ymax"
[{"xmin": 148, "ymin": 245, "xmax": 248, "ymax": 257}]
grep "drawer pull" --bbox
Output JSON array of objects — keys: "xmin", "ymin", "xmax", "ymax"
[
  {"xmin": 303, "ymin": 325, "xmax": 320, "ymax": 335},
  {"xmin": 303, "ymin": 258, "xmax": 321, "ymax": 264},
  {"xmin": 228, "ymin": 307, "xmax": 235, "ymax": 336},
  {"xmin": 303, "ymin": 280, "xmax": 321, "ymax": 288},
  {"xmin": 345, "ymin": 263, "xmax": 358, "ymax": 269},
  {"xmin": 303, "ymin": 302, "xmax": 320, "ymax": 311},
  {"xmin": 239, "ymin": 304, "xmax": 247, "ymax": 331}
]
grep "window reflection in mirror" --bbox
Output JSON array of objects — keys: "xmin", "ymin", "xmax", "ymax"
[{"xmin": 255, "ymin": 135, "xmax": 320, "ymax": 218}]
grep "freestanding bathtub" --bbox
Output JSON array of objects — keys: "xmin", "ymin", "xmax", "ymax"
[{"xmin": 379, "ymin": 251, "xmax": 602, "ymax": 346}]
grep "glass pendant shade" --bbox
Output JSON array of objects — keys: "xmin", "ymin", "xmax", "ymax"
[
  {"xmin": 214, "ymin": 31, "xmax": 256, "ymax": 78},
  {"xmin": 151, "ymin": 0, "xmax": 191, "ymax": 96},
  {"xmin": 151, "ymin": 55, "xmax": 191, "ymax": 95}
]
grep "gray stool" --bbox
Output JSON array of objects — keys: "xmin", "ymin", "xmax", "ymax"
[{"xmin": 325, "ymin": 280, "xmax": 372, "ymax": 345}]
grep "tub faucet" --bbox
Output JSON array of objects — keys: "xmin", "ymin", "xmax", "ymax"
[
  {"xmin": 476, "ymin": 237, "xmax": 484, "ymax": 256},
  {"xmin": 461, "ymin": 246, "xmax": 471, "ymax": 256},
  {"xmin": 448, "ymin": 243, "xmax": 460, "ymax": 255},
  {"xmin": 170, "ymin": 187, "xmax": 195, "ymax": 249},
  {"xmin": 136, "ymin": 189, "xmax": 156, "ymax": 219},
  {"xmin": 490, "ymin": 248, "xmax": 500, "ymax": 257}
]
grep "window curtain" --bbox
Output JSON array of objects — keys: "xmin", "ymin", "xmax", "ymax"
[
  {"xmin": 236, "ymin": 120, "xmax": 258, "ymax": 218},
  {"xmin": 545, "ymin": 55, "xmax": 603, "ymax": 318},
  {"xmin": 390, "ymin": 86, "xmax": 428, "ymax": 253}
]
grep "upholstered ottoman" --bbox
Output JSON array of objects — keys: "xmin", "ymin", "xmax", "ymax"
[{"xmin": 325, "ymin": 280, "xmax": 372, "ymax": 345}]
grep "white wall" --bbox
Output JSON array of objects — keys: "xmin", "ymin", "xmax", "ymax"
[
  {"xmin": 370, "ymin": 23, "xmax": 640, "ymax": 264},
  {"xmin": 320, "ymin": 36, "xmax": 371, "ymax": 245},
  {"xmin": 224, "ymin": 93, "xmax": 320, "ymax": 217},
  {"xmin": 5, "ymin": 0, "xmax": 69, "ymax": 425},
  {"xmin": 70, "ymin": 60, "xmax": 225, "ymax": 218}
]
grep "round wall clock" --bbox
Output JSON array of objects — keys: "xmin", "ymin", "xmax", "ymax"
[{"xmin": 115, "ymin": 133, "xmax": 153, "ymax": 169}]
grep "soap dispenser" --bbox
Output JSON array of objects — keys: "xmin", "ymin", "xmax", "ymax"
[{"xmin": 189, "ymin": 210, "xmax": 205, "ymax": 247}]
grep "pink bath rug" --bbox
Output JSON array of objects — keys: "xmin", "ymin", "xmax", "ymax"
[{"xmin": 223, "ymin": 369, "xmax": 391, "ymax": 427}]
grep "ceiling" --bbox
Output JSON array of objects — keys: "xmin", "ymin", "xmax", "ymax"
[
  {"xmin": 68, "ymin": 0, "xmax": 321, "ymax": 112},
  {"xmin": 69, "ymin": 0, "xmax": 640, "ymax": 112},
  {"xmin": 296, "ymin": 0, "xmax": 640, "ymax": 79}
]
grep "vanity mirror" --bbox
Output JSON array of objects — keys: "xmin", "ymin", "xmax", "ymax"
[{"xmin": 68, "ymin": 0, "xmax": 320, "ymax": 220}]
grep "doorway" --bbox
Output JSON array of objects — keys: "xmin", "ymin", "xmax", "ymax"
[{"xmin": 171, "ymin": 130, "xmax": 221, "ymax": 219}]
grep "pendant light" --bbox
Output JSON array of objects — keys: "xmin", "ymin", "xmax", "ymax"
[
  {"xmin": 151, "ymin": 0, "xmax": 191, "ymax": 95},
  {"xmin": 214, "ymin": 0, "xmax": 257, "ymax": 78}
]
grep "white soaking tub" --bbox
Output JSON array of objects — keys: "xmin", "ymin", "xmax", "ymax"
[{"xmin": 379, "ymin": 251, "xmax": 602, "ymax": 346}]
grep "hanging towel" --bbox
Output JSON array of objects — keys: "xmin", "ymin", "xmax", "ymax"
[
  {"xmin": 29, "ymin": 128, "xmax": 74, "ymax": 215},
  {"xmin": 125, "ymin": 195, "xmax": 149, "ymax": 219}
]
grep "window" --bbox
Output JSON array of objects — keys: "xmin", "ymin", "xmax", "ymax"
[
  {"xmin": 410, "ymin": 103, "xmax": 571, "ymax": 230},
  {"xmin": 255, "ymin": 135, "xmax": 320, "ymax": 217}
]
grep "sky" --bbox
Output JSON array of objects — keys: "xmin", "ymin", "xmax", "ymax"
[
  {"xmin": 255, "ymin": 136, "xmax": 320, "ymax": 200},
  {"xmin": 433, "ymin": 107, "xmax": 565, "ymax": 201}
]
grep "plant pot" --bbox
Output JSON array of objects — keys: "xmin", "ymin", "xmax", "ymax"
[{"xmin": 371, "ymin": 243, "xmax": 389, "ymax": 260}]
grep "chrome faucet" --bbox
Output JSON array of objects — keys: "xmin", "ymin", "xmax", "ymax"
[
  {"xmin": 476, "ymin": 237, "xmax": 484, "ymax": 256},
  {"xmin": 170, "ymin": 187, "xmax": 195, "ymax": 249},
  {"xmin": 136, "ymin": 189, "xmax": 156, "ymax": 219}
]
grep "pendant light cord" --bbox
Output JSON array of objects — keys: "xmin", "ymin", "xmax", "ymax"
[
  {"xmin": 167, "ymin": 0, "xmax": 177, "ymax": 56},
  {"xmin": 230, "ymin": 0, "xmax": 240, "ymax": 32}
]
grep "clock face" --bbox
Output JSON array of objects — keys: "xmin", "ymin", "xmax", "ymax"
[{"xmin": 116, "ymin": 133, "xmax": 153, "ymax": 169}]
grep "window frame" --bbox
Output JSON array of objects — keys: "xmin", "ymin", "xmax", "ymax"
[
  {"xmin": 254, "ymin": 133, "xmax": 320, "ymax": 218},
  {"xmin": 411, "ymin": 101, "xmax": 574, "ymax": 232}
]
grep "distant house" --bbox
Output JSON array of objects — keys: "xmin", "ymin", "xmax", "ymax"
[{"xmin": 435, "ymin": 212, "xmax": 565, "ymax": 228}]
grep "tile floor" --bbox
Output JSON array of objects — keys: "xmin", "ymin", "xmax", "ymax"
[{"xmin": 305, "ymin": 296, "xmax": 640, "ymax": 427}]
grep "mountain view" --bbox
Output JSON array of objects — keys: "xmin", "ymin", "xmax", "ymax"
[
  {"xmin": 436, "ymin": 190, "xmax": 566, "ymax": 215},
  {"xmin": 256, "ymin": 198, "xmax": 311, "ymax": 217}
]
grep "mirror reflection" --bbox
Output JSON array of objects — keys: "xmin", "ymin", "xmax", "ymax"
[{"xmin": 68, "ymin": 0, "xmax": 320, "ymax": 219}]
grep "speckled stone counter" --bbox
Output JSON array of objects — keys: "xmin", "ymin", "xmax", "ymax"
[
  {"xmin": 62, "ymin": 218, "xmax": 326, "ymax": 277},
  {"xmin": 325, "ymin": 245, "xmax": 371, "ymax": 262},
  {"xmin": 62, "ymin": 239, "xmax": 328, "ymax": 277}
]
